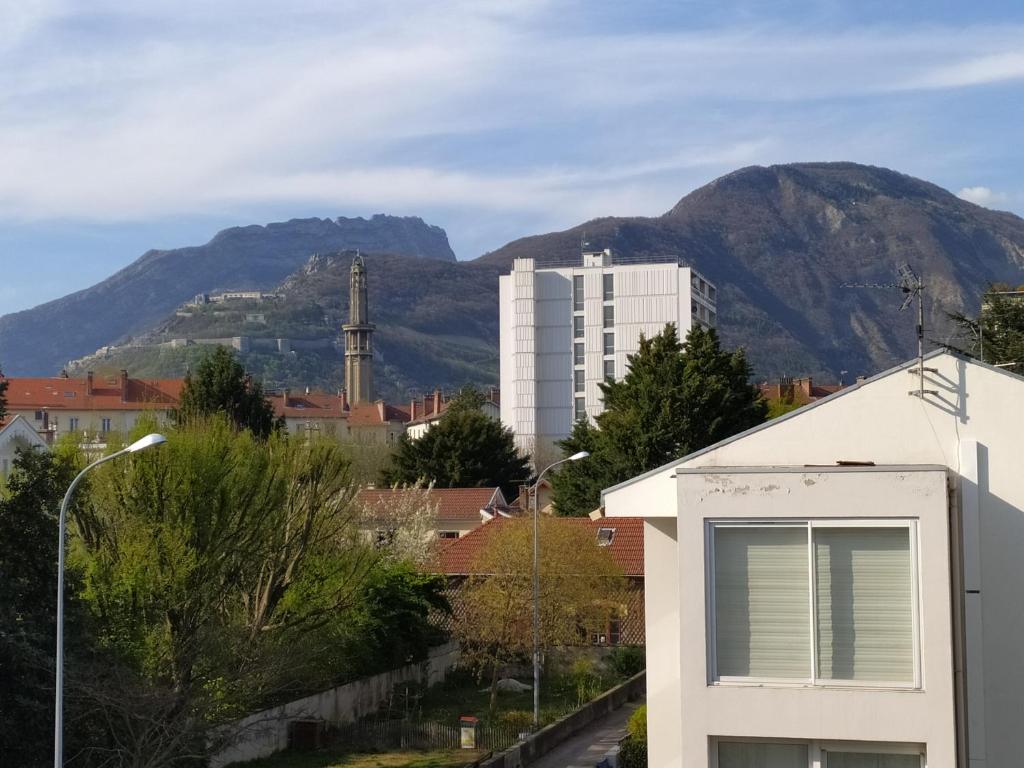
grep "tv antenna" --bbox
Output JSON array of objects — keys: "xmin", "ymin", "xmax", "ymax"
[{"xmin": 843, "ymin": 263, "xmax": 936, "ymax": 398}]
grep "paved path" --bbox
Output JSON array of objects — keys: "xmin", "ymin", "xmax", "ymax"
[{"xmin": 530, "ymin": 699, "xmax": 643, "ymax": 768}]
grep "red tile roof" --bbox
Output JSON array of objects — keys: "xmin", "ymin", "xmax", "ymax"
[
  {"xmin": 436, "ymin": 516, "xmax": 644, "ymax": 577},
  {"xmin": 355, "ymin": 487, "xmax": 502, "ymax": 522},
  {"xmin": 267, "ymin": 391, "xmax": 347, "ymax": 419},
  {"xmin": 3, "ymin": 375, "xmax": 183, "ymax": 411},
  {"xmin": 346, "ymin": 401, "xmax": 410, "ymax": 426}
]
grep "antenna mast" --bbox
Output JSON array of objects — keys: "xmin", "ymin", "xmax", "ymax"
[{"xmin": 843, "ymin": 263, "xmax": 936, "ymax": 398}]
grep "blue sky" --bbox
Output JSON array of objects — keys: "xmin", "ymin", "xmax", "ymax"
[{"xmin": 2, "ymin": 0, "xmax": 1024, "ymax": 313}]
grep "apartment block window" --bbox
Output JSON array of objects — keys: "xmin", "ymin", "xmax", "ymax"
[
  {"xmin": 710, "ymin": 521, "xmax": 917, "ymax": 686},
  {"xmin": 574, "ymin": 342, "xmax": 585, "ymax": 365},
  {"xmin": 574, "ymin": 397, "xmax": 586, "ymax": 421},
  {"xmin": 574, "ymin": 369, "xmax": 585, "ymax": 393},
  {"xmin": 573, "ymin": 274, "xmax": 584, "ymax": 312},
  {"xmin": 438, "ymin": 531, "xmax": 459, "ymax": 540},
  {"xmin": 709, "ymin": 285, "xmax": 717, "ymax": 302},
  {"xmin": 69, "ymin": 417, "xmax": 79, "ymax": 431},
  {"xmin": 603, "ymin": 359, "xmax": 615, "ymax": 381},
  {"xmin": 699, "ymin": 278, "xmax": 707, "ymax": 294},
  {"xmin": 709, "ymin": 310, "xmax": 717, "ymax": 327},
  {"xmin": 823, "ymin": 752, "xmax": 919, "ymax": 767},
  {"xmin": 101, "ymin": 418, "xmax": 112, "ymax": 433},
  {"xmin": 573, "ymin": 315, "xmax": 584, "ymax": 339},
  {"xmin": 603, "ymin": 304, "xmax": 614, "ymax": 328},
  {"xmin": 603, "ymin": 332, "xmax": 614, "ymax": 356},
  {"xmin": 602, "ymin": 273, "xmax": 614, "ymax": 301}
]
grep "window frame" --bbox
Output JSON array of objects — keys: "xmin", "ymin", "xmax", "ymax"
[
  {"xmin": 602, "ymin": 272, "xmax": 614, "ymax": 301},
  {"xmin": 709, "ymin": 737, "xmax": 925, "ymax": 768},
  {"xmin": 574, "ymin": 368, "xmax": 585, "ymax": 393},
  {"xmin": 574, "ymin": 397, "xmax": 586, "ymax": 421},
  {"xmin": 603, "ymin": 304, "xmax": 614, "ymax": 328},
  {"xmin": 573, "ymin": 315, "xmax": 584, "ymax": 338},
  {"xmin": 573, "ymin": 274, "xmax": 584, "ymax": 311},
  {"xmin": 574, "ymin": 342, "xmax": 585, "ymax": 366},
  {"xmin": 705, "ymin": 518, "xmax": 922, "ymax": 690},
  {"xmin": 603, "ymin": 332, "xmax": 614, "ymax": 356}
]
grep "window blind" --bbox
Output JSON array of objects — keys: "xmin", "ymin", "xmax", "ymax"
[
  {"xmin": 814, "ymin": 528, "xmax": 914, "ymax": 683},
  {"xmin": 823, "ymin": 752, "xmax": 920, "ymax": 768},
  {"xmin": 718, "ymin": 741, "xmax": 808, "ymax": 767},
  {"xmin": 715, "ymin": 526, "xmax": 810, "ymax": 678}
]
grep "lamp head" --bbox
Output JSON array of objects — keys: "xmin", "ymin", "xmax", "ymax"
[
  {"xmin": 568, "ymin": 451, "xmax": 590, "ymax": 462},
  {"xmin": 126, "ymin": 433, "xmax": 167, "ymax": 453}
]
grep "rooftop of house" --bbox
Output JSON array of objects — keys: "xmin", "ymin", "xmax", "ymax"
[
  {"xmin": 758, "ymin": 376, "xmax": 845, "ymax": 404},
  {"xmin": 435, "ymin": 515, "xmax": 644, "ymax": 577},
  {"xmin": 2, "ymin": 372, "xmax": 183, "ymax": 411},
  {"xmin": 354, "ymin": 486, "xmax": 504, "ymax": 522},
  {"xmin": 407, "ymin": 388, "xmax": 501, "ymax": 426}
]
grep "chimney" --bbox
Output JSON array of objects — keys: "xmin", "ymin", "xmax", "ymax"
[
  {"xmin": 488, "ymin": 386, "xmax": 499, "ymax": 404},
  {"xmin": 283, "ymin": 388, "xmax": 291, "ymax": 408},
  {"xmin": 339, "ymin": 389, "xmax": 348, "ymax": 412},
  {"xmin": 86, "ymin": 371, "xmax": 94, "ymax": 396},
  {"xmin": 423, "ymin": 393, "xmax": 431, "ymax": 415},
  {"xmin": 120, "ymin": 369, "xmax": 129, "ymax": 402},
  {"xmin": 410, "ymin": 399, "xmax": 421, "ymax": 420},
  {"xmin": 377, "ymin": 400, "xmax": 386, "ymax": 422},
  {"xmin": 855, "ymin": 375, "xmax": 867, "ymax": 384},
  {"xmin": 433, "ymin": 388, "xmax": 442, "ymax": 415},
  {"xmin": 797, "ymin": 377, "xmax": 812, "ymax": 399}
]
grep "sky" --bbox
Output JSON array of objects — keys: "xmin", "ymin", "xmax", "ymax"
[{"xmin": 2, "ymin": 0, "xmax": 1024, "ymax": 313}]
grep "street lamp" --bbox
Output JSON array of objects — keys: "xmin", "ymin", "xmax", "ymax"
[
  {"xmin": 54, "ymin": 433, "xmax": 166, "ymax": 768},
  {"xmin": 532, "ymin": 450, "xmax": 589, "ymax": 728}
]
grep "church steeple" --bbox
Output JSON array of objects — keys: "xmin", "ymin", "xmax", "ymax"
[{"xmin": 343, "ymin": 252, "xmax": 374, "ymax": 404}]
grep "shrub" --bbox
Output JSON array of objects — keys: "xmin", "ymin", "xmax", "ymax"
[
  {"xmin": 619, "ymin": 737, "xmax": 648, "ymax": 768},
  {"xmin": 570, "ymin": 657, "xmax": 601, "ymax": 707},
  {"xmin": 497, "ymin": 710, "xmax": 533, "ymax": 731},
  {"xmin": 627, "ymin": 704, "xmax": 647, "ymax": 742},
  {"xmin": 609, "ymin": 646, "xmax": 646, "ymax": 679}
]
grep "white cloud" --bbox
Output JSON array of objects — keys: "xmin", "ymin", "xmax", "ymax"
[
  {"xmin": 957, "ymin": 186, "xmax": 1009, "ymax": 208},
  {"xmin": 0, "ymin": 2, "xmax": 1022, "ymax": 237}
]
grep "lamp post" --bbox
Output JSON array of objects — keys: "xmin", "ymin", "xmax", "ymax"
[
  {"xmin": 54, "ymin": 433, "xmax": 167, "ymax": 768},
  {"xmin": 532, "ymin": 450, "xmax": 589, "ymax": 728}
]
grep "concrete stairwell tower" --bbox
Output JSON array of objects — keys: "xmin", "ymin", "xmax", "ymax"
[{"xmin": 343, "ymin": 253, "xmax": 375, "ymax": 404}]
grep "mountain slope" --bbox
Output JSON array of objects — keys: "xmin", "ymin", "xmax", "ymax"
[
  {"xmin": 477, "ymin": 162, "xmax": 1024, "ymax": 378},
  {"xmin": 68, "ymin": 252, "xmax": 504, "ymax": 402},
  {"xmin": 0, "ymin": 215, "xmax": 455, "ymax": 375}
]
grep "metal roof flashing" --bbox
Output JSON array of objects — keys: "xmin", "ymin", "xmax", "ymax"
[{"xmin": 674, "ymin": 464, "xmax": 949, "ymax": 476}]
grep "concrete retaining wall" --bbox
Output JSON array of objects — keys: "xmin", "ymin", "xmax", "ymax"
[
  {"xmin": 210, "ymin": 642, "xmax": 461, "ymax": 767},
  {"xmin": 478, "ymin": 671, "xmax": 646, "ymax": 768}
]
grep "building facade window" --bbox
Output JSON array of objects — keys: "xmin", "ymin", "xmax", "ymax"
[
  {"xmin": 101, "ymin": 418, "xmax": 112, "ymax": 433},
  {"xmin": 603, "ymin": 304, "xmax": 614, "ymax": 328},
  {"xmin": 574, "ymin": 397, "xmax": 586, "ymax": 421},
  {"xmin": 604, "ymin": 359, "xmax": 615, "ymax": 381},
  {"xmin": 574, "ymin": 342, "xmax": 585, "ymax": 365},
  {"xmin": 603, "ymin": 332, "xmax": 614, "ymax": 356},
  {"xmin": 709, "ymin": 285, "xmax": 717, "ymax": 301},
  {"xmin": 574, "ymin": 369, "xmax": 585, "ymax": 393},
  {"xmin": 438, "ymin": 531, "xmax": 459, "ymax": 540},
  {"xmin": 573, "ymin": 274, "xmax": 584, "ymax": 312},
  {"xmin": 715, "ymin": 739, "xmax": 923, "ymax": 767},
  {"xmin": 574, "ymin": 316, "xmax": 584, "ymax": 338},
  {"xmin": 709, "ymin": 521, "xmax": 918, "ymax": 687},
  {"xmin": 69, "ymin": 417, "xmax": 79, "ymax": 431},
  {"xmin": 603, "ymin": 273, "xmax": 614, "ymax": 301}
]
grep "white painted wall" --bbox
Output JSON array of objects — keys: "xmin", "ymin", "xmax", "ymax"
[{"xmin": 604, "ymin": 352, "xmax": 1024, "ymax": 767}]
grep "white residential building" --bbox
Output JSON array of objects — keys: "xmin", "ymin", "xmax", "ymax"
[
  {"xmin": 499, "ymin": 249, "xmax": 716, "ymax": 459},
  {"xmin": 603, "ymin": 350, "xmax": 1024, "ymax": 768},
  {"xmin": 0, "ymin": 414, "xmax": 49, "ymax": 478}
]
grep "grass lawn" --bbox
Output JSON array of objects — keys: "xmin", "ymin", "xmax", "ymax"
[{"xmin": 240, "ymin": 749, "xmax": 484, "ymax": 768}]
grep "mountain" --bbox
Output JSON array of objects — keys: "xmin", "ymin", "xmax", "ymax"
[
  {"xmin": 67, "ymin": 252, "xmax": 504, "ymax": 403},
  {"xmin": 479, "ymin": 162, "xmax": 1024, "ymax": 379},
  {"xmin": 9, "ymin": 162, "xmax": 1024, "ymax": 390},
  {"xmin": 0, "ymin": 215, "xmax": 455, "ymax": 375}
]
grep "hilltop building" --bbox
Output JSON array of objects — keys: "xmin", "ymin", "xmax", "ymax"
[
  {"xmin": 343, "ymin": 254, "xmax": 375, "ymax": 404},
  {"xmin": 499, "ymin": 248, "xmax": 716, "ymax": 458},
  {"xmin": 604, "ymin": 350, "xmax": 1024, "ymax": 767}
]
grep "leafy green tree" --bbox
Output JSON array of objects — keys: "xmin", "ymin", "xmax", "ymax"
[
  {"xmin": 552, "ymin": 324, "xmax": 767, "ymax": 516},
  {"xmin": 175, "ymin": 345, "xmax": 281, "ymax": 438},
  {"xmin": 382, "ymin": 388, "xmax": 530, "ymax": 499},
  {"xmin": 950, "ymin": 287, "xmax": 1024, "ymax": 375}
]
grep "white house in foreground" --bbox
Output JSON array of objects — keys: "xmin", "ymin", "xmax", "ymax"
[
  {"xmin": 604, "ymin": 350, "xmax": 1021, "ymax": 768},
  {"xmin": 0, "ymin": 414, "xmax": 49, "ymax": 478}
]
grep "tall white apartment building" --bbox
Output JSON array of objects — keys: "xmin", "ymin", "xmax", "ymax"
[{"xmin": 499, "ymin": 249, "xmax": 717, "ymax": 459}]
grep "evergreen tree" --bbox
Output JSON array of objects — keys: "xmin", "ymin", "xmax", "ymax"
[
  {"xmin": 950, "ymin": 286, "xmax": 1024, "ymax": 375},
  {"xmin": 175, "ymin": 346, "xmax": 281, "ymax": 438},
  {"xmin": 0, "ymin": 365, "xmax": 7, "ymax": 422},
  {"xmin": 382, "ymin": 388, "xmax": 530, "ymax": 499},
  {"xmin": 552, "ymin": 324, "xmax": 767, "ymax": 516},
  {"xmin": 0, "ymin": 448, "xmax": 100, "ymax": 764}
]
